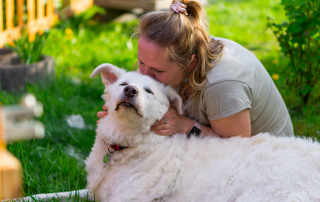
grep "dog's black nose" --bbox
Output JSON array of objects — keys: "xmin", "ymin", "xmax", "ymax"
[{"xmin": 124, "ymin": 85, "xmax": 138, "ymax": 97}]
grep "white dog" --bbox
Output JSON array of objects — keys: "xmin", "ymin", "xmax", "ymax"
[{"xmin": 86, "ymin": 63, "xmax": 320, "ymax": 202}]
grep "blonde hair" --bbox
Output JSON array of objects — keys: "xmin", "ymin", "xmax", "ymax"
[{"xmin": 137, "ymin": 0, "xmax": 224, "ymax": 100}]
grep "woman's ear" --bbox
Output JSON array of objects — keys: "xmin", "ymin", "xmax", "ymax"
[{"xmin": 188, "ymin": 54, "xmax": 198, "ymax": 73}]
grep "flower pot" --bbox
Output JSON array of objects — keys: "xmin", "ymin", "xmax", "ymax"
[{"xmin": 0, "ymin": 48, "xmax": 55, "ymax": 92}]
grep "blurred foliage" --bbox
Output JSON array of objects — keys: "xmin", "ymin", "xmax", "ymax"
[
  {"xmin": 56, "ymin": 5, "xmax": 108, "ymax": 31},
  {"xmin": 207, "ymin": 0, "xmax": 319, "ymax": 137},
  {"xmin": 267, "ymin": 0, "xmax": 320, "ymax": 105},
  {"xmin": 207, "ymin": 0, "xmax": 286, "ymax": 46},
  {"xmin": 7, "ymin": 31, "xmax": 50, "ymax": 65}
]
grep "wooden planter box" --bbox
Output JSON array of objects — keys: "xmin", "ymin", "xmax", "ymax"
[
  {"xmin": 94, "ymin": 0, "xmax": 208, "ymax": 11},
  {"xmin": 0, "ymin": 48, "xmax": 55, "ymax": 92}
]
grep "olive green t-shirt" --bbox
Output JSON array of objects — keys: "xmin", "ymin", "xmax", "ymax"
[{"xmin": 183, "ymin": 37, "xmax": 294, "ymax": 136}]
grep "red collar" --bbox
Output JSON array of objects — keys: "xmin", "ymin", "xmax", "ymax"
[
  {"xmin": 110, "ymin": 144, "xmax": 128, "ymax": 151},
  {"xmin": 103, "ymin": 143, "xmax": 129, "ymax": 164},
  {"xmin": 103, "ymin": 140, "xmax": 128, "ymax": 153},
  {"xmin": 108, "ymin": 144, "xmax": 128, "ymax": 154}
]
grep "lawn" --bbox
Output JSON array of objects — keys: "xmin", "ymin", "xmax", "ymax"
[{"xmin": 1, "ymin": 0, "xmax": 319, "ymax": 200}]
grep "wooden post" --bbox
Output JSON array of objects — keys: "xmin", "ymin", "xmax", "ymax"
[
  {"xmin": 17, "ymin": 0, "xmax": 24, "ymax": 26},
  {"xmin": 0, "ymin": 107, "xmax": 22, "ymax": 200},
  {"xmin": 0, "ymin": 0, "xmax": 3, "ymax": 32},
  {"xmin": 27, "ymin": 0, "xmax": 36, "ymax": 40},
  {"xmin": 0, "ymin": 95, "xmax": 45, "ymax": 200},
  {"xmin": 38, "ymin": 0, "xmax": 45, "ymax": 33},
  {"xmin": 47, "ymin": 0, "xmax": 53, "ymax": 17},
  {"xmin": 6, "ymin": 0, "xmax": 14, "ymax": 29},
  {"xmin": 37, "ymin": 0, "xmax": 44, "ymax": 19},
  {"xmin": 0, "ymin": 106, "xmax": 5, "ymax": 149}
]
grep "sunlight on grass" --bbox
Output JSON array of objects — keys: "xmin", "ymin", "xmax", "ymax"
[{"xmin": 44, "ymin": 22, "xmax": 138, "ymax": 81}]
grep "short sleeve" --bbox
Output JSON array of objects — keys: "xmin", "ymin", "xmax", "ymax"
[{"xmin": 202, "ymin": 81, "xmax": 252, "ymax": 121}]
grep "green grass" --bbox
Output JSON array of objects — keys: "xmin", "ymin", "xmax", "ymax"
[
  {"xmin": 1, "ymin": 0, "xmax": 319, "ymax": 200},
  {"xmin": 2, "ymin": 18, "xmax": 139, "ymax": 200}
]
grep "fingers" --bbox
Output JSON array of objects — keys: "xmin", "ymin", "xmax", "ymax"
[
  {"xmin": 150, "ymin": 105, "xmax": 181, "ymax": 136},
  {"xmin": 103, "ymin": 105, "xmax": 108, "ymax": 111},
  {"xmin": 97, "ymin": 111, "xmax": 108, "ymax": 119},
  {"xmin": 97, "ymin": 105, "xmax": 108, "ymax": 119},
  {"xmin": 151, "ymin": 120, "xmax": 173, "ymax": 136},
  {"xmin": 152, "ymin": 118, "xmax": 168, "ymax": 126},
  {"xmin": 151, "ymin": 123, "xmax": 172, "ymax": 136},
  {"xmin": 97, "ymin": 105, "xmax": 109, "ymax": 125},
  {"xmin": 154, "ymin": 129, "xmax": 172, "ymax": 136},
  {"xmin": 150, "ymin": 123, "xmax": 168, "ymax": 132}
]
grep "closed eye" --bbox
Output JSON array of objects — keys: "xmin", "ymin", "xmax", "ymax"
[
  {"xmin": 119, "ymin": 82, "xmax": 128, "ymax": 86},
  {"xmin": 144, "ymin": 88, "xmax": 154, "ymax": 95}
]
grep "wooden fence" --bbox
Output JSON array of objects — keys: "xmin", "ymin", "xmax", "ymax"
[
  {"xmin": 70, "ymin": 0, "xmax": 94, "ymax": 14},
  {"xmin": 0, "ymin": 0, "xmax": 93, "ymax": 48}
]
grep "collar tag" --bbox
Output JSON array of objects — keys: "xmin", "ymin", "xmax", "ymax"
[
  {"xmin": 103, "ymin": 153, "xmax": 110, "ymax": 164},
  {"xmin": 104, "ymin": 144, "xmax": 128, "ymax": 164}
]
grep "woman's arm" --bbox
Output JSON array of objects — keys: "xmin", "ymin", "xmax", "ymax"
[
  {"xmin": 205, "ymin": 109, "xmax": 251, "ymax": 138},
  {"xmin": 151, "ymin": 105, "xmax": 251, "ymax": 138},
  {"xmin": 97, "ymin": 103, "xmax": 251, "ymax": 138}
]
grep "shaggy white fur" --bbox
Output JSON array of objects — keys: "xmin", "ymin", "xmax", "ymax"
[{"xmin": 86, "ymin": 63, "xmax": 320, "ymax": 202}]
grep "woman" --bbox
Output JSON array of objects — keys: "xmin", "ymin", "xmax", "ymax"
[{"xmin": 97, "ymin": 0, "xmax": 294, "ymax": 138}]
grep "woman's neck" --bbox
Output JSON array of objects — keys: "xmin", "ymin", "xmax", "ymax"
[{"xmin": 179, "ymin": 81, "xmax": 195, "ymax": 102}]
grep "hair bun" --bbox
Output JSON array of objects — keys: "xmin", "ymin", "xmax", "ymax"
[{"xmin": 175, "ymin": 0, "xmax": 208, "ymax": 32}]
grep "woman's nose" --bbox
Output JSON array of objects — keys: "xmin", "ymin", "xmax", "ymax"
[{"xmin": 141, "ymin": 67, "xmax": 155, "ymax": 79}]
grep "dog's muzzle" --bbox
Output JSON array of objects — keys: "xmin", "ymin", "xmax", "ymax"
[
  {"xmin": 115, "ymin": 85, "xmax": 142, "ymax": 117},
  {"xmin": 124, "ymin": 85, "xmax": 138, "ymax": 98}
]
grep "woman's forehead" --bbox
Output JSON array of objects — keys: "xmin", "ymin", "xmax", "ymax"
[
  {"xmin": 138, "ymin": 38, "xmax": 165, "ymax": 61},
  {"xmin": 138, "ymin": 41, "xmax": 177, "ymax": 71}
]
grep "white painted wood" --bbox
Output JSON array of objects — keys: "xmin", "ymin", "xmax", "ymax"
[{"xmin": 3, "ymin": 189, "xmax": 90, "ymax": 202}]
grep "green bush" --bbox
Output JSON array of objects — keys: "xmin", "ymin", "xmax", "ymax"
[{"xmin": 267, "ymin": 0, "xmax": 320, "ymax": 105}]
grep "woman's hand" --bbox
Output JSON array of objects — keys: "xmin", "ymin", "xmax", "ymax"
[
  {"xmin": 150, "ymin": 104, "xmax": 194, "ymax": 136},
  {"xmin": 97, "ymin": 105, "xmax": 108, "ymax": 124}
]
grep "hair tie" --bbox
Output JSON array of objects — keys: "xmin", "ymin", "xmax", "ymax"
[{"xmin": 170, "ymin": 1, "xmax": 188, "ymax": 15}]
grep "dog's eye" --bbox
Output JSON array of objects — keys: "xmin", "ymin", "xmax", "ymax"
[
  {"xmin": 144, "ymin": 88, "xmax": 154, "ymax": 95},
  {"xmin": 119, "ymin": 82, "xmax": 128, "ymax": 86}
]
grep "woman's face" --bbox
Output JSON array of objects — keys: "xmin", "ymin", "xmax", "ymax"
[{"xmin": 137, "ymin": 36, "xmax": 187, "ymax": 87}]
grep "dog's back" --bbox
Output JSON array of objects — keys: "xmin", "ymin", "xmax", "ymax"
[
  {"xmin": 87, "ymin": 64, "xmax": 320, "ymax": 202},
  {"xmin": 88, "ymin": 132, "xmax": 320, "ymax": 202}
]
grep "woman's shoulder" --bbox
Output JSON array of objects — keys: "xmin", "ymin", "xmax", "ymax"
[
  {"xmin": 211, "ymin": 36, "xmax": 258, "ymax": 63},
  {"xmin": 206, "ymin": 36, "xmax": 267, "ymax": 87}
]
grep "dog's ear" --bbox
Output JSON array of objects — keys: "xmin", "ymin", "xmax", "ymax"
[
  {"xmin": 91, "ymin": 63, "xmax": 126, "ymax": 87},
  {"xmin": 164, "ymin": 86, "xmax": 183, "ymax": 115}
]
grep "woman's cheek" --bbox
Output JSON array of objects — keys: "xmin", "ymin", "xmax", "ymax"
[
  {"xmin": 138, "ymin": 65, "xmax": 144, "ymax": 74},
  {"xmin": 155, "ymin": 74, "xmax": 166, "ymax": 84}
]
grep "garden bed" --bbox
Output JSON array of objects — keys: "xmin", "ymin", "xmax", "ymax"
[{"xmin": 0, "ymin": 48, "xmax": 55, "ymax": 92}]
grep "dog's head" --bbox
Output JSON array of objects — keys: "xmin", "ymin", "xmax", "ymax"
[{"xmin": 91, "ymin": 63, "xmax": 183, "ymax": 144}]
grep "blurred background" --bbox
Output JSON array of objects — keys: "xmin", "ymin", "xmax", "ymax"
[{"xmin": 0, "ymin": 0, "xmax": 319, "ymax": 200}]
